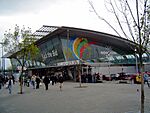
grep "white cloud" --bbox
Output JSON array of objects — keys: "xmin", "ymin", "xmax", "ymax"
[
  {"xmin": 0, "ymin": 0, "xmax": 58, "ymax": 15},
  {"xmin": 0, "ymin": 0, "xmax": 120, "ymax": 68}
]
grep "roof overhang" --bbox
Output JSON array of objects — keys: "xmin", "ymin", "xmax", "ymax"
[
  {"xmin": 5, "ymin": 25, "xmax": 137, "ymax": 58},
  {"xmin": 36, "ymin": 26, "xmax": 136, "ymax": 55}
]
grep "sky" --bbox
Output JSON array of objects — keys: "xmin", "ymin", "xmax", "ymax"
[
  {"xmin": 0, "ymin": 0, "xmax": 118, "ymax": 38},
  {"xmin": 0, "ymin": 0, "xmax": 125, "ymax": 68}
]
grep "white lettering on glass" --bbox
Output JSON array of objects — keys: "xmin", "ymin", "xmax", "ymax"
[{"xmin": 41, "ymin": 49, "xmax": 58, "ymax": 60}]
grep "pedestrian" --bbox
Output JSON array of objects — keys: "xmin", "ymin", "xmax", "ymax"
[
  {"xmin": 7, "ymin": 76, "xmax": 13, "ymax": 94},
  {"xmin": 50, "ymin": 74, "xmax": 55, "ymax": 85},
  {"xmin": 24, "ymin": 76, "xmax": 27, "ymax": 86},
  {"xmin": 0, "ymin": 75, "xmax": 2, "ymax": 90},
  {"xmin": 58, "ymin": 74, "xmax": 63, "ymax": 91},
  {"xmin": 43, "ymin": 75, "xmax": 50, "ymax": 90},
  {"xmin": 93, "ymin": 73, "xmax": 96, "ymax": 83},
  {"xmin": 11, "ymin": 74, "xmax": 15, "ymax": 84},
  {"xmin": 54, "ymin": 75, "xmax": 58, "ymax": 84},
  {"xmin": 36, "ymin": 76, "xmax": 41, "ymax": 89},
  {"xmin": 27, "ymin": 76, "xmax": 31, "ymax": 87},
  {"xmin": 31, "ymin": 75, "xmax": 36, "ymax": 89},
  {"xmin": 144, "ymin": 71, "xmax": 150, "ymax": 88}
]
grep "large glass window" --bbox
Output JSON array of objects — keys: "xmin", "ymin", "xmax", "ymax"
[
  {"xmin": 61, "ymin": 37, "xmax": 120, "ymax": 63},
  {"xmin": 38, "ymin": 37, "xmax": 65, "ymax": 66}
]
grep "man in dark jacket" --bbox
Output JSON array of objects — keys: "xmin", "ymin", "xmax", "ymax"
[
  {"xmin": 50, "ymin": 74, "xmax": 55, "ymax": 85},
  {"xmin": 0, "ymin": 76, "xmax": 2, "ymax": 89},
  {"xmin": 36, "ymin": 76, "xmax": 41, "ymax": 89},
  {"xmin": 58, "ymin": 74, "xmax": 63, "ymax": 91},
  {"xmin": 43, "ymin": 76, "xmax": 50, "ymax": 90}
]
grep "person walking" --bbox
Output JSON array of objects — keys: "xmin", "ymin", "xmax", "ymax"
[
  {"xmin": 7, "ymin": 76, "xmax": 13, "ymax": 94},
  {"xmin": 50, "ymin": 74, "xmax": 55, "ymax": 85},
  {"xmin": 11, "ymin": 74, "xmax": 15, "ymax": 84},
  {"xmin": 58, "ymin": 74, "xmax": 64, "ymax": 91},
  {"xmin": 144, "ymin": 71, "xmax": 150, "ymax": 88},
  {"xmin": 27, "ymin": 76, "xmax": 31, "ymax": 87},
  {"xmin": 31, "ymin": 75, "xmax": 36, "ymax": 89},
  {"xmin": 54, "ymin": 75, "xmax": 58, "ymax": 84},
  {"xmin": 43, "ymin": 75, "xmax": 50, "ymax": 90},
  {"xmin": 0, "ymin": 76, "xmax": 2, "ymax": 90},
  {"xmin": 36, "ymin": 76, "xmax": 41, "ymax": 89}
]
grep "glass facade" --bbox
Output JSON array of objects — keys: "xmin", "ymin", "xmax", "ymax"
[
  {"xmin": 8, "ymin": 26, "xmax": 149, "ymax": 82},
  {"xmin": 38, "ymin": 36, "xmax": 65, "ymax": 66},
  {"xmin": 61, "ymin": 36, "xmax": 149, "ymax": 65},
  {"xmin": 10, "ymin": 35, "xmax": 150, "ymax": 69},
  {"xmin": 61, "ymin": 37, "xmax": 120, "ymax": 63}
]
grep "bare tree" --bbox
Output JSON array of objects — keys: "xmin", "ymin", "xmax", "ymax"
[
  {"xmin": 89, "ymin": 0, "xmax": 150, "ymax": 113},
  {"xmin": 3, "ymin": 25, "xmax": 39, "ymax": 94}
]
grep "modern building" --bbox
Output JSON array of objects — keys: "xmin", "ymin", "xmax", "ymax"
[{"xmin": 5, "ymin": 25, "xmax": 150, "ymax": 81}]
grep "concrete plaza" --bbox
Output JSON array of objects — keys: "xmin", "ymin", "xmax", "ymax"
[{"xmin": 0, "ymin": 81, "xmax": 150, "ymax": 113}]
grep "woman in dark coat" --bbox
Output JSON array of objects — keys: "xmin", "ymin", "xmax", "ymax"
[
  {"xmin": 43, "ymin": 76, "xmax": 50, "ymax": 90},
  {"xmin": 36, "ymin": 76, "xmax": 41, "ymax": 89},
  {"xmin": 58, "ymin": 74, "xmax": 63, "ymax": 91}
]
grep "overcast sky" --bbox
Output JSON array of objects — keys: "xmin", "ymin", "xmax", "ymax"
[
  {"xmin": 0, "ymin": 0, "xmax": 118, "ymax": 38},
  {"xmin": 0, "ymin": 0, "xmax": 121, "ymax": 68}
]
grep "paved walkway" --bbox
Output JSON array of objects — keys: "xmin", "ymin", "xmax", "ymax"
[{"xmin": 0, "ymin": 81, "xmax": 150, "ymax": 113}]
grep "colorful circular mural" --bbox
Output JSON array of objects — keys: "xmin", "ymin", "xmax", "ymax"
[{"xmin": 68, "ymin": 37, "xmax": 95, "ymax": 62}]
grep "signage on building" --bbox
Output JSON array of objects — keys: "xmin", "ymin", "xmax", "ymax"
[
  {"xmin": 41, "ymin": 49, "xmax": 58, "ymax": 60},
  {"xmin": 100, "ymin": 51, "xmax": 116, "ymax": 55},
  {"xmin": 17, "ymin": 66, "xmax": 27, "ymax": 71},
  {"xmin": 57, "ymin": 60, "xmax": 80, "ymax": 66}
]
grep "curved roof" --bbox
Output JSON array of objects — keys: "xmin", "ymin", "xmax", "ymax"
[
  {"xmin": 36, "ymin": 25, "xmax": 136, "ymax": 55},
  {"xmin": 4, "ymin": 25, "xmax": 137, "ymax": 58}
]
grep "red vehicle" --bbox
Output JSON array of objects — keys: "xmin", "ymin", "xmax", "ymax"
[
  {"xmin": 130, "ymin": 74, "xmax": 139, "ymax": 84},
  {"xmin": 102, "ymin": 75, "xmax": 110, "ymax": 81},
  {"xmin": 129, "ymin": 72, "xmax": 150, "ymax": 84},
  {"xmin": 117, "ymin": 72, "xmax": 128, "ymax": 80}
]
